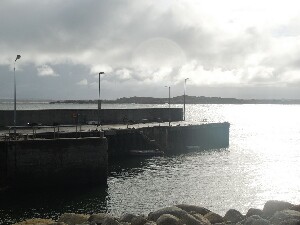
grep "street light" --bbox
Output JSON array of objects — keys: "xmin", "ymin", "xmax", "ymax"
[
  {"xmin": 14, "ymin": 54, "xmax": 21, "ymax": 136},
  {"xmin": 165, "ymin": 86, "xmax": 171, "ymax": 126},
  {"xmin": 184, "ymin": 78, "xmax": 189, "ymax": 121},
  {"xmin": 98, "ymin": 72, "xmax": 105, "ymax": 126}
]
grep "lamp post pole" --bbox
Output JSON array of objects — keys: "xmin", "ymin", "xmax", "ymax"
[
  {"xmin": 14, "ymin": 55, "xmax": 21, "ymax": 136},
  {"xmin": 165, "ymin": 86, "xmax": 171, "ymax": 126},
  {"xmin": 184, "ymin": 78, "xmax": 189, "ymax": 121},
  {"xmin": 98, "ymin": 72, "xmax": 104, "ymax": 126}
]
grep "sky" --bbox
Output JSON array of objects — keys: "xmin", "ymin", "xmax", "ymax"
[{"xmin": 1, "ymin": 0, "xmax": 300, "ymax": 100}]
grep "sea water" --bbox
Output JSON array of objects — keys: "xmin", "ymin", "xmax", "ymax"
[{"xmin": 0, "ymin": 103, "xmax": 300, "ymax": 224}]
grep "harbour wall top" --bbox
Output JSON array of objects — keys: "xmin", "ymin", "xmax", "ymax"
[{"xmin": 0, "ymin": 108, "xmax": 183, "ymax": 127}]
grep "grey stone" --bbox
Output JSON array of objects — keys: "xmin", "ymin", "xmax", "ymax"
[
  {"xmin": 176, "ymin": 204, "xmax": 211, "ymax": 215},
  {"xmin": 182, "ymin": 213, "xmax": 209, "ymax": 225},
  {"xmin": 246, "ymin": 209, "xmax": 263, "ymax": 218},
  {"xmin": 102, "ymin": 217, "xmax": 120, "ymax": 225},
  {"xmin": 88, "ymin": 213, "xmax": 114, "ymax": 224},
  {"xmin": 58, "ymin": 213, "xmax": 89, "ymax": 225},
  {"xmin": 263, "ymin": 201, "xmax": 294, "ymax": 218},
  {"xmin": 148, "ymin": 206, "xmax": 188, "ymax": 221},
  {"xmin": 120, "ymin": 213, "xmax": 137, "ymax": 223},
  {"xmin": 131, "ymin": 216, "xmax": 148, "ymax": 225},
  {"xmin": 252, "ymin": 219, "xmax": 271, "ymax": 225},
  {"xmin": 290, "ymin": 205, "xmax": 300, "ymax": 213},
  {"xmin": 224, "ymin": 209, "xmax": 244, "ymax": 223},
  {"xmin": 270, "ymin": 210, "xmax": 300, "ymax": 225},
  {"xmin": 244, "ymin": 215, "xmax": 264, "ymax": 225},
  {"xmin": 144, "ymin": 222, "xmax": 157, "ymax": 225},
  {"xmin": 279, "ymin": 219, "xmax": 300, "ymax": 225},
  {"xmin": 156, "ymin": 214, "xmax": 181, "ymax": 225},
  {"xmin": 204, "ymin": 212, "xmax": 224, "ymax": 224},
  {"xmin": 193, "ymin": 213, "xmax": 212, "ymax": 225}
]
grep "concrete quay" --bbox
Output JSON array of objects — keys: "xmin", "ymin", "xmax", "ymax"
[{"xmin": 0, "ymin": 121, "xmax": 230, "ymax": 190}]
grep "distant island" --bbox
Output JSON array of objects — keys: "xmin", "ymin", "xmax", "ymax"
[{"xmin": 49, "ymin": 95, "xmax": 300, "ymax": 104}]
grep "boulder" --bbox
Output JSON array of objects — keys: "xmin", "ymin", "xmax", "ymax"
[
  {"xmin": 244, "ymin": 215, "xmax": 264, "ymax": 225},
  {"xmin": 290, "ymin": 205, "xmax": 300, "ymax": 212},
  {"xmin": 181, "ymin": 213, "xmax": 210, "ymax": 225},
  {"xmin": 131, "ymin": 216, "xmax": 148, "ymax": 225},
  {"xmin": 102, "ymin": 217, "xmax": 121, "ymax": 225},
  {"xmin": 156, "ymin": 214, "xmax": 181, "ymax": 225},
  {"xmin": 58, "ymin": 213, "xmax": 89, "ymax": 225},
  {"xmin": 246, "ymin": 208, "xmax": 263, "ymax": 218},
  {"xmin": 204, "ymin": 212, "xmax": 224, "ymax": 224},
  {"xmin": 88, "ymin": 213, "xmax": 115, "ymax": 224},
  {"xmin": 144, "ymin": 222, "xmax": 157, "ymax": 225},
  {"xmin": 13, "ymin": 218, "xmax": 56, "ymax": 225},
  {"xmin": 176, "ymin": 204, "xmax": 211, "ymax": 215},
  {"xmin": 270, "ymin": 210, "xmax": 300, "ymax": 225},
  {"xmin": 148, "ymin": 206, "xmax": 188, "ymax": 221},
  {"xmin": 120, "ymin": 213, "xmax": 137, "ymax": 223},
  {"xmin": 192, "ymin": 213, "xmax": 211, "ymax": 225},
  {"xmin": 263, "ymin": 201, "xmax": 294, "ymax": 218},
  {"xmin": 252, "ymin": 219, "xmax": 271, "ymax": 225},
  {"xmin": 223, "ymin": 209, "xmax": 244, "ymax": 223}
]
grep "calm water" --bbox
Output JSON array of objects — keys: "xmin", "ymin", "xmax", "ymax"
[{"xmin": 1, "ymin": 103, "xmax": 300, "ymax": 224}]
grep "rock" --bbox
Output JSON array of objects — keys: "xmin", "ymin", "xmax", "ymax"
[
  {"xmin": 50, "ymin": 223, "xmax": 68, "ymax": 225},
  {"xmin": 244, "ymin": 215, "xmax": 264, "ymax": 225},
  {"xmin": 182, "ymin": 213, "xmax": 210, "ymax": 225},
  {"xmin": 144, "ymin": 222, "xmax": 157, "ymax": 225},
  {"xmin": 246, "ymin": 208, "xmax": 264, "ymax": 218},
  {"xmin": 204, "ymin": 212, "xmax": 224, "ymax": 224},
  {"xmin": 102, "ymin": 217, "xmax": 121, "ymax": 225},
  {"xmin": 290, "ymin": 205, "xmax": 300, "ymax": 212},
  {"xmin": 252, "ymin": 219, "xmax": 271, "ymax": 225},
  {"xmin": 131, "ymin": 215, "xmax": 148, "ymax": 225},
  {"xmin": 88, "ymin": 213, "xmax": 115, "ymax": 224},
  {"xmin": 148, "ymin": 206, "xmax": 188, "ymax": 221},
  {"xmin": 156, "ymin": 214, "xmax": 181, "ymax": 225},
  {"xmin": 58, "ymin": 213, "xmax": 89, "ymax": 225},
  {"xmin": 13, "ymin": 219, "xmax": 56, "ymax": 225},
  {"xmin": 176, "ymin": 204, "xmax": 211, "ymax": 215},
  {"xmin": 223, "ymin": 209, "xmax": 244, "ymax": 223},
  {"xmin": 279, "ymin": 219, "xmax": 300, "ymax": 225},
  {"xmin": 120, "ymin": 213, "xmax": 137, "ymax": 223},
  {"xmin": 263, "ymin": 201, "xmax": 294, "ymax": 218},
  {"xmin": 270, "ymin": 210, "xmax": 300, "ymax": 225},
  {"xmin": 192, "ymin": 213, "xmax": 211, "ymax": 225}
]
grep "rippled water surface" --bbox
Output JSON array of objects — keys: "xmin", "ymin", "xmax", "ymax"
[{"xmin": 1, "ymin": 103, "xmax": 300, "ymax": 224}]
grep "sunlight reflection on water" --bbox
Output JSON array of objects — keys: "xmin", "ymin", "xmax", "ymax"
[{"xmin": 1, "ymin": 103, "xmax": 300, "ymax": 224}]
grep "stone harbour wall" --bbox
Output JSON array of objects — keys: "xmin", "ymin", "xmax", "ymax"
[
  {"xmin": 13, "ymin": 200, "xmax": 300, "ymax": 225},
  {"xmin": 0, "ymin": 137, "xmax": 108, "ymax": 189},
  {"xmin": 0, "ymin": 108, "xmax": 183, "ymax": 126}
]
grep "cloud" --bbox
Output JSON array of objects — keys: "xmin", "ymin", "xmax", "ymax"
[
  {"xmin": 2, "ymin": 0, "xmax": 300, "ymax": 99},
  {"xmin": 37, "ymin": 65, "xmax": 58, "ymax": 77},
  {"xmin": 77, "ymin": 79, "xmax": 88, "ymax": 86}
]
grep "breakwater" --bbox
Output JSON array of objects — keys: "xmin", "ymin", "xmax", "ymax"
[
  {"xmin": 0, "ymin": 108, "xmax": 182, "ymax": 126},
  {"xmin": 0, "ymin": 137, "xmax": 108, "ymax": 189},
  {"xmin": 13, "ymin": 200, "xmax": 300, "ymax": 225}
]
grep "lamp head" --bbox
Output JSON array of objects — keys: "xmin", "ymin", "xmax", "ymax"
[
  {"xmin": 99, "ymin": 72, "xmax": 104, "ymax": 75},
  {"xmin": 15, "ymin": 55, "xmax": 21, "ymax": 61}
]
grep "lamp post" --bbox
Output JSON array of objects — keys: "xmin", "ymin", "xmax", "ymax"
[
  {"xmin": 165, "ymin": 86, "xmax": 171, "ymax": 126},
  {"xmin": 14, "ymin": 55, "xmax": 21, "ymax": 136},
  {"xmin": 98, "ymin": 72, "xmax": 105, "ymax": 126},
  {"xmin": 184, "ymin": 78, "xmax": 189, "ymax": 121}
]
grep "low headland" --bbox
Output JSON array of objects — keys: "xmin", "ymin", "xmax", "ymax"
[
  {"xmin": 49, "ymin": 95, "xmax": 300, "ymax": 105},
  {"xmin": 14, "ymin": 200, "xmax": 300, "ymax": 225}
]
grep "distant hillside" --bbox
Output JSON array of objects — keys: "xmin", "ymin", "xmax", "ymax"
[{"xmin": 49, "ymin": 95, "xmax": 300, "ymax": 105}]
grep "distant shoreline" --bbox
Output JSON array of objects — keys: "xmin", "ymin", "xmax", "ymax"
[{"xmin": 49, "ymin": 95, "xmax": 300, "ymax": 105}]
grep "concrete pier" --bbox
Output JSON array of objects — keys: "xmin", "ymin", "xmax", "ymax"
[
  {"xmin": 0, "ymin": 108, "xmax": 183, "ymax": 126},
  {"xmin": 0, "ymin": 137, "xmax": 108, "ymax": 189}
]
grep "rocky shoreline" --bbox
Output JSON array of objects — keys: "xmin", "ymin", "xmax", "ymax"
[{"xmin": 14, "ymin": 200, "xmax": 300, "ymax": 225}]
